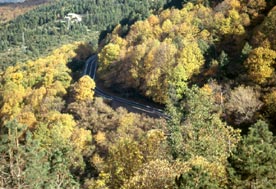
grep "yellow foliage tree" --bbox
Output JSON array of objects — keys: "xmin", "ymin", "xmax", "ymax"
[
  {"xmin": 17, "ymin": 111, "xmax": 37, "ymax": 129},
  {"xmin": 245, "ymin": 47, "xmax": 276, "ymax": 84},
  {"xmin": 148, "ymin": 15, "xmax": 159, "ymax": 26},
  {"xmin": 73, "ymin": 75, "xmax": 95, "ymax": 102},
  {"xmin": 0, "ymin": 82, "xmax": 26, "ymax": 123},
  {"xmin": 161, "ymin": 19, "xmax": 173, "ymax": 34},
  {"xmin": 46, "ymin": 112, "xmax": 76, "ymax": 141},
  {"xmin": 178, "ymin": 42, "xmax": 204, "ymax": 78},
  {"xmin": 169, "ymin": 42, "xmax": 204, "ymax": 100},
  {"xmin": 106, "ymin": 137, "xmax": 143, "ymax": 188},
  {"xmin": 97, "ymin": 4, "xmax": 215, "ymax": 104},
  {"xmin": 215, "ymin": 9, "xmax": 245, "ymax": 35},
  {"xmin": 0, "ymin": 42, "xmax": 81, "ymax": 129},
  {"xmin": 98, "ymin": 43, "xmax": 121, "ymax": 71},
  {"xmin": 71, "ymin": 128, "xmax": 92, "ymax": 153},
  {"xmin": 123, "ymin": 159, "xmax": 176, "ymax": 189},
  {"xmin": 264, "ymin": 90, "xmax": 276, "ymax": 118}
]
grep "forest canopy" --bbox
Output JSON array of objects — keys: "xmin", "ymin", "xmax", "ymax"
[
  {"xmin": 0, "ymin": 0, "xmax": 171, "ymax": 70},
  {"xmin": 1, "ymin": 0, "xmax": 276, "ymax": 188}
]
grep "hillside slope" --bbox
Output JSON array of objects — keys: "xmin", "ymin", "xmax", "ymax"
[
  {"xmin": 0, "ymin": 0, "xmax": 172, "ymax": 70},
  {"xmin": 1, "ymin": 1, "xmax": 276, "ymax": 188},
  {"xmin": 0, "ymin": 0, "xmax": 49, "ymax": 23}
]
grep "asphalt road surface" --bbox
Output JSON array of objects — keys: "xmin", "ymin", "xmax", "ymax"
[{"xmin": 83, "ymin": 55, "xmax": 168, "ymax": 118}]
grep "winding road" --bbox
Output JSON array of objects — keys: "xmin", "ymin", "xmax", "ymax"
[{"xmin": 83, "ymin": 55, "xmax": 167, "ymax": 118}]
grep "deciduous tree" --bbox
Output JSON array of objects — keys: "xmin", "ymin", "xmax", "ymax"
[
  {"xmin": 244, "ymin": 47, "xmax": 276, "ymax": 84},
  {"xmin": 73, "ymin": 75, "xmax": 95, "ymax": 102}
]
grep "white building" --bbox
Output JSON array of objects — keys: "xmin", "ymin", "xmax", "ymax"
[{"xmin": 64, "ymin": 13, "xmax": 82, "ymax": 23}]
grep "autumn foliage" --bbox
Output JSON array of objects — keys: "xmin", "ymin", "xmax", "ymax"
[
  {"xmin": 98, "ymin": 1, "xmax": 261, "ymax": 103},
  {"xmin": 1, "ymin": 0, "xmax": 276, "ymax": 188}
]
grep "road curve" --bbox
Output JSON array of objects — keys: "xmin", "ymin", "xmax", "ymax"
[{"xmin": 83, "ymin": 55, "xmax": 168, "ymax": 118}]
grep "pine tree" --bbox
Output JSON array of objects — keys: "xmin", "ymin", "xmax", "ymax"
[
  {"xmin": 176, "ymin": 165, "xmax": 220, "ymax": 189},
  {"xmin": 23, "ymin": 132, "xmax": 50, "ymax": 189},
  {"xmin": 228, "ymin": 120, "xmax": 276, "ymax": 188},
  {"xmin": 0, "ymin": 120, "xmax": 27, "ymax": 188},
  {"xmin": 181, "ymin": 86, "xmax": 240, "ymax": 164}
]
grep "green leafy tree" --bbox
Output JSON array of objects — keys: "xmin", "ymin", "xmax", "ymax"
[
  {"xmin": 228, "ymin": 120, "xmax": 276, "ymax": 188},
  {"xmin": 241, "ymin": 42, "xmax": 252, "ymax": 61},
  {"xmin": 33, "ymin": 120, "xmax": 80, "ymax": 189},
  {"xmin": 23, "ymin": 134, "xmax": 50, "ymax": 189},
  {"xmin": 0, "ymin": 121, "xmax": 71, "ymax": 189},
  {"xmin": 176, "ymin": 165, "xmax": 220, "ymax": 189},
  {"xmin": 181, "ymin": 87, "xmax": 240, "ymax": 164},
  {"xmin": 169, "ymin": 42, "xmax": 204, "ymax": 100},
  {"xmin": 165, "ymin": 85, "xmax": 184, "ymax": 159},
  {"xmin": 167, "ymin": 86, "xmax": 241, "ymax": 187}
]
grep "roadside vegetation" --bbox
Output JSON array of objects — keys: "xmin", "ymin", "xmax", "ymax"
[{"xmin": 1, "ymin": 0, "xmax": 276, "ymax": 188}]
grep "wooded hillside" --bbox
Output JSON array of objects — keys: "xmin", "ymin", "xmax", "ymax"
[
  {"xmin": 0, "ymin": 0, "xmax": 171, "ymax": 70},
  {"xmin": 1, "ymin": 0, "xmax": 276, "ymax": 188}
]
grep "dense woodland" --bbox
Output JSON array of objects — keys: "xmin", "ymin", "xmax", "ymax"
[
  {"xmin": 1, "ymin": 0, "xmax": 276, "ymax": 188},
  {"xmin": 0, "ymin": 0, "xmax": 170, "ymax": 70}
]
